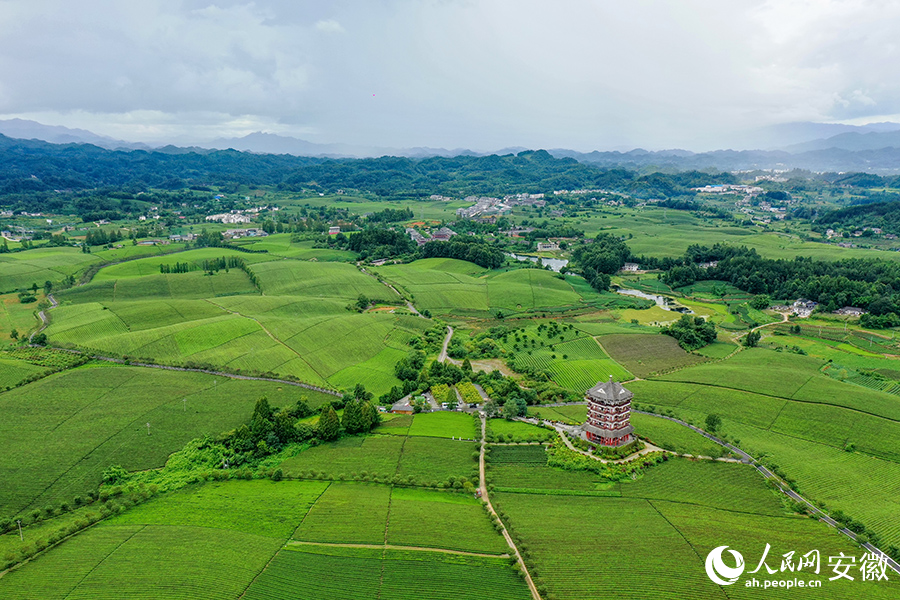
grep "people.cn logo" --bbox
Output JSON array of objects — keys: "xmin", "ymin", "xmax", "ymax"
[{"xmin": 706, "ymin": 546, "xmax": 745, "ymax": 586}]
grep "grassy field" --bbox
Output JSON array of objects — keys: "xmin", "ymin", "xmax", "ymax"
[
  {"xmin": 630, "ymin": 412, "xmax": 725, "ymax": 456},
  {"xmin": 45, "ymin": 256, "xmax": 430, "ymax": 394},
  {"xmin": 494, "ymin": 455, "xmax": 900, "ymax": 599},
  {"xmin": 407, "ymin": 411, "xmax": 478, "ymax": 439},
  {"xmin": 243, "ymin": 545, "xmax": 532, "ymax": 600},
  {"xmin": 376, "ymin": 258, "xmax": 605, "ymax": 316},
  {"xmin": 294, "ymin": 482, "xmax": 391, "ymax": 544},
  {"xmin": 600, "ymin": 333, "xmax": 708, "ymax": 377},
  {"xmin": 635, "ymin": 346, "xmax": 900, "ymax": 545},
  {"xmin": 497, "ymin": 321, "xmax": 632, "ymax": 391},
  {"xmin": 0, "ymin": 364, "xmax": 333, "ymax": 516},
  {"xmin": 0, "ymin": 247, "xmax": 100, "ymax": 293},
  {"xmin": 0, "ymin": 293, "xmax": 41, "ymax": 344}
]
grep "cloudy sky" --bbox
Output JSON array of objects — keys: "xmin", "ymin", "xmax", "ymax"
[{"xmin": 1, "ymin": 0, "xmax": 899, "ymax": 151}]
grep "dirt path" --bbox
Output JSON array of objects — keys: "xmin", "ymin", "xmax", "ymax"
[
  {"xmin": 287, "ymin": 540, "xmax": 509, "ymax": 559},
  {"xmin": 358, "ymin": 265, "xmax": 425, "ymax": 317},
  {"xmin": 438, "ymin": 325, "xmax": 458, "ymax": 364},
  {"xmin": 478, "ymin": 413, "xmax": 542, "ymax": 600}
]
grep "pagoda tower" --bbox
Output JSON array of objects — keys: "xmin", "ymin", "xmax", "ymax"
[{"xmin": 582, "ymin": 376, "xmax": 634, "ymax": 447}]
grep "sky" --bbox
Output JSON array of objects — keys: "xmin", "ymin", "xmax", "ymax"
[{"xmin": 1, "ymin": 0, "xmax": 899, "ymax": 152}]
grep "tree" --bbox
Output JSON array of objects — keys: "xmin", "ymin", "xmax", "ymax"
[
  {"xmin": 32, "ymin": 333, "xmax": 47, "ymax": 345},
  {"xmin": 356, "ymin": 294, "xmax": 370, "ymax": 310},
  {"xmin": 361, "ymin": 401, "xmax": 379, "ymax": 431},
  {"xmin": 10, "ymin": 329, "xmax": 18, "ymax": 340},
  {"xmin": 342, "ymin": 400, "xmax": 366, "ymax": 434},
  {"xmin": 749, "ymin": 294, "xmax": 770, "ymax": 310},
  {"xmin": 461, "ymin": 358, "xmax": 473, "ymax": 373},
  {"xmin": 705, "ymin": 413, "xmax": 722, "ymax": 432},
  {"xmin": 445, "ymin": 387, "xmax": 458, "ymax": 410},
  {"xmin": 317, "ymin": 406, "xmax": 341, "ymax": 441},
  {"xmin": 744, "ymin": 330, "xmax": 761, "ymax": 347},
  {"xmin": 501, "ymin": 399, "xmax": 519, "ymax": 420}
]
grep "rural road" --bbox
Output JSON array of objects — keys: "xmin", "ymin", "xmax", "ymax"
[
  {"xmin": 438, "ymin": 325, "xmax": 454, "ymax": 363},
  {"xmin": 359, "ymin": 265, "xmax": 424, "ymax": 317},
  {"xmin": 478, "ymin": 413, "xmax": 542, "ymax": 600},
  {"xmin": 28, "ymin": 293, "xmax": 57, "ymax": 342}
]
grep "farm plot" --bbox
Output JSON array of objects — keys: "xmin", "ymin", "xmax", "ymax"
[
  {"xmin": 658, "ymin": 348, "xmax": 823, "ymax": 399},
  {"xmin": 408, "ymin": 411, "xmax": 478, "ymax": 439},
  {"xmin": 619, "ymin": 458, "xmax": 785, "ymax": 515},
  {"xmin": 600, "ymin": 333, "xmax": 708, "ymax": 377},
  {"xmin": 0, "ymin": 247, "xmax": 99, "ymax": 293},
  {"xmin": 244, "ymin": 544, "xmax": 532, "ymax": 600},
  {"xmin": 252, "ymin": 260, "xmax": 394, "ymax": 300},
  {"xmin": 279, "ymin": 435, "xmax": 405, "ymax": 481},
  {"xmin": 533, "ymin": 404, "xmax": 587, "ymax": 424},
  {"xmin": 0, "ymin": 365, "xmax": 330, "ymax": 516},
  {"xmin": 728, "ymin": 422, "xmax": 900, "ymax": 547},
  {"xmin": 243, "ymin": 545, "xmax": 384, "ymax": 600},
  {"xmin": 630, "ymin": 412, "xmax": 726, "ymax": 457},
  {"xmin": 294, "ymin": 482, "xmax": 391, "ymax": 544},
  {"xmin": 487, "ymin": 418, "xmax": 554, "ymax": 443},
  {"xmin": 396, "ymin": 437, "xmax": 479, "ymax": 485},
  {"xmin": 108, "ymin": 479, "xmax": 328, "ymax": 538},
  {"xmin": 0, "ymin": 292, "xmax": 40, "ymax": 343},
  {"xmin": 0, "ymin": 524, "xmax": 283, "ymax": 600},
  {"xmin": 0, "ymin": 356, "xmax": 47, "ymax": 389},
  {"xmin": 494, "ymin": 493, "xmax": 721, "ymax": 600},
  {"xmin": 387, "ymin": 487, "xmax": 509, "ymax": 554}
]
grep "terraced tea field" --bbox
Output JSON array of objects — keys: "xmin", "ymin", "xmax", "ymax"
[
  {"xmin": 0, "ymin": 364, "xmax": 333, "ymax": 515},
  {"xmin": 44, "ymin": 256, "xmax": 429, "ymax": 394},
  {"xmin": 376, "ymin": 258, "xmax": 599, "ymax": 316},
  {"xmin": 600, "ymin": 333, "xmax": 708, "ymax": 377}
]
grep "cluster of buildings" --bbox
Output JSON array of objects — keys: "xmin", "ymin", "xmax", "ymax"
[
  {"xmin": 206, "ymin": 213, "xmax": 251, "ymax": 224},
  {"xmin": 405, "ymin": 226, "xmax": 457, "ymax": 246},
  {"xmin": 1, "ymin": 226, "xmax": 35, "ymax": 241},
  {"xmin": 224, "ymin": 228, "xmax": 268, "ymax": 240},
  {"xmin": 693, "ymin": 184, "xmax": 764, "ymax": 196},
  {"xmin": 456, "ymin": 197, "xmax": 510, "ymax": 219},
  {"xmin": 168, "ymin": 233, "xmax": 196, "ymax": 242},
  {"xmin": 455, "ymin": 193, "xmax": 548, "ymax": 220}
]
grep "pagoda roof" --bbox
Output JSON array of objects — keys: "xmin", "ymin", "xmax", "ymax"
[{"xmin": 586, "ymin": 376, "xmax": 633, "ymax": 402}]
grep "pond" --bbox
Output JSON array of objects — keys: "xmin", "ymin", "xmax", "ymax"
[
  {"xmin": 616, "ymin": 288, "xmax": 693, "ymax": 313},
  {"xmin": 506, "ymin": 253, "xmax": 569, "ymax": 273}
]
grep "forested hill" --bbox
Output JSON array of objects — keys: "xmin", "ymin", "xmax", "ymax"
[
  {"xmin": 816, "ymin": 200, "xmax": 900, "ymax": 236},
  {"xmin": 0, "ymin": 134, "xmax": 737, "ymax": 202}
]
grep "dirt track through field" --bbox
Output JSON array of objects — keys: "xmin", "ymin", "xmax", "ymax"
[{"xmin": 287, "ymin": 539, "xmax": 509, "ymax": 559}]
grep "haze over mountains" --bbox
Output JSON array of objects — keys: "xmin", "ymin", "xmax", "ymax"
[{"xmin": 3, "ymin": 118, "xmax": 900, "ymax": 173}]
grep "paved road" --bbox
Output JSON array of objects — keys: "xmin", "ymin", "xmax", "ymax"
[{"xmin": 28, "ymin": 293, "xmax": 57, "ymax": 342}]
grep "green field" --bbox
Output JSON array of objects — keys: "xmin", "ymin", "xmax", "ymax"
[
  {"xmin": 495, "ymin": 456, "xmax": 900, "ymax": 599},
  {"xmin": 377, "ymin": 258, "xmax": 604, "ymax": 316},
  {"xmin": 498, "ymin": 321, "xmax": 632, "ymax": 391},
  {"xmin": 600, "ymin": 333, "xmax": 708, "ymax": 377},
  {"xmin": 0, "ymin": 364, "xmax": 333, "ymax": 516},
  {"xmin": 0, "ymin": 247, "xmax": 100, "ymax": 293},
  {"xmin": 636, "ymin": 346, "xmax": 900, "ymax": 545},
  {"xmin": 44, "ymin": 256, "xmax": 428, "ymax": 394}
]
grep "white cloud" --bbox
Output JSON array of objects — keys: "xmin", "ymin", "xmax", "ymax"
[
  {"xmin": 315, "ymin": 19, "xmax": 345, "ymax": 34},
  {"xmin": 0, "ymin": 1, "xmax": 899, "ymax": 150}
]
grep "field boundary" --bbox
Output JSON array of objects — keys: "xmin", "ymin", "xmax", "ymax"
[{"xmin": 286, "ymin": 539, "xmax": 510, "ymax": 559}]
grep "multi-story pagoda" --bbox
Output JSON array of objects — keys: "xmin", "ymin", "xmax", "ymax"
[{"xmin": 582, "ymin": 376, "xmax": 634, "ymax": 447}]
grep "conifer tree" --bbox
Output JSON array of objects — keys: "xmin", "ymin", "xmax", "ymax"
[
  {"xmin": 317, "ymin": 406, "xmax": 341, "ymax": 441},
  {"xmin": 342, "ymin": 400, "xmax": 365, "ymax": 434}
]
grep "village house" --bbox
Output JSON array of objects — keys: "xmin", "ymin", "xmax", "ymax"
[
  {"xmin": 834, "ymin": 306, "xmax": 867, "ymax": 317},
  {"xmin": 224, "ymin": 228, "xmax": 268, "ymax": 239},
  {"xmin": 536, "ymin": 241, "xmax": 559, "ymax": 252},
  {"xmin": 328, "ymin": 226, "xmax": 341, "ymax": 235},
  {"xmin": 792, "ymin": 299, "xmax": 818, "ymax": 317},
  {"xmin": 620, "ymin": 263, "xmax": 640, "ymax": 272},
  {"xmin": 431, "ymin": 227, "xmax": 457, "ymax": 241}
]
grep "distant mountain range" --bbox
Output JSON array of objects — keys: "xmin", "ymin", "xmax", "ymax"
[{"xmin": 3, "ymin": 118, "xmax": 900, "ymax": 172}]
